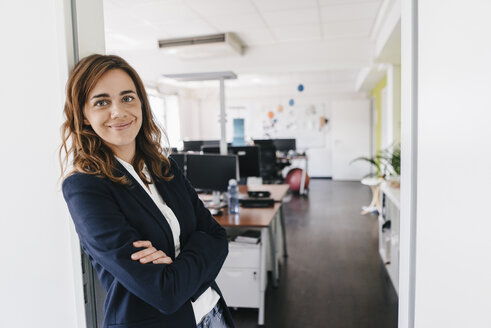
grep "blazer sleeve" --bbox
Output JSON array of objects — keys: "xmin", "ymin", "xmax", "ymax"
[
  {"xmin": 63, "ymin": 173, "xmax": 228, "ymax": 314},
  {"xmin": 169, "ymin": 158, "xmax": 229, "ymax": 300}
]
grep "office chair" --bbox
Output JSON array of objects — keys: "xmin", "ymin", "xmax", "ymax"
[{"xmin": 257, "ymin": 144, "xmax": 282, "ymax": 183}]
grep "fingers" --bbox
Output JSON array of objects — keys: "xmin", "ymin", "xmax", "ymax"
[
  {"xmin": 131, "ymin": 240, "xmax": 172, "ymax": 264},
  {"xmin": 133, "ymin": 240, "xmax": 152, "ymax": 248},
  {"xmin": 152, "ymin": 257, "xmax": 173, "ymax": 264},
  {"xmin": 141, "ymin": 250, "xmax": 167, "ymax": 263},
  {"xmin": 131, "ymin": 247, "xmax": 159, "ymax": 261}
]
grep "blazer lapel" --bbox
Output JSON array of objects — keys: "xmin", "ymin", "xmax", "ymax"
[
  {"xmin": 151, "ymin": 167, "xmax": 187, "ymax": 244},
  {"xmin": 114, "ymin": 161, "xmax": 175, "ymax": 257}
]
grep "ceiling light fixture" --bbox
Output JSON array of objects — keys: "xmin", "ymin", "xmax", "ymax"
[{"xmin": 158, "ymin": 32, "xmax": 244, "ymax": 59}]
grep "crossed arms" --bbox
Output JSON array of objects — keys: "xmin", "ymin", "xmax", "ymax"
[{"xmin": 62, "ymin": 171, "xmax": 228, "ymax": 315}]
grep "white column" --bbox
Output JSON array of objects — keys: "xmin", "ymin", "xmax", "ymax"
[
  {"xmin": 219, "ymin": 78, "xmax": 227, "ymax": 155},
  {"xmin": 0, "ymin": 0, "xmax": 106, "ymax": 327},
  {"xmin": 387, "ymin": 64, "xmax": 401, "ymax": 145},
  {"xmin": 73, "ymin": 0, "xmax": 106, "ymax": 59},
  {"xmin": 399, "ymin": 0, "xmax": 418, "ymax": 327},
  {"xmin": 402, "ymin": 1, "xmax": 491, "ymax": 327}
]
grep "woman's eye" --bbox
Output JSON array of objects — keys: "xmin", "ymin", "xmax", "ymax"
[
  {"xmin": 94, "ymin": 100, "xmax": 109, "ymax": 107},
  {"xmin": 122, "ymin": 95, "xmax": 134, "ymax": 103}
]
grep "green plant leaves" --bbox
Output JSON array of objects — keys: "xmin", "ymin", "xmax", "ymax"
[{"xmin": 350, "ymin": 143, "xmax": 401, "ymax": 178}]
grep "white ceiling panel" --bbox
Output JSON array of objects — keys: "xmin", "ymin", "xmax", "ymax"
[
  {"xmin": 185, "ymin": 0, "xmax": 257, "ymax": 17},
  {"xmin": 322, "ymin": 2, "xmax": 381, "ymax": 22},
  {"xmin": 105, "ymin": 32, "xmax": 160, "ymax": 52},
  {"xmin": 107, "ymin": 0, "xmax": 176, "ymax": 7},
  {"xmin": 261, "ymin": 8, "xmax": 320, "ymax": 27},
  {"xmin": 323, "ymin": 19, "xmax": 373, "ymax": 38},
  {"xmin": 251, "ymin": 0, "xmax": 317, "ymax": 12},
  {"xmin": 156, "ymin": 23, "xmax": 218, "ymax": 38},
  {"xmin": 318, "ymin": 0, "xmax": 380, "ymax": 5},
  {"xmin": 128, "ymin": 1, "xmax": 200, "ymax": 25},
  {"xmin": 103, "ymin": 2, "xmax": 148, "ymax": 31},
  {"xmin": 105, "ymin": 24, "xmax": 162, "ymax": 39},
  {"xmin": 210, "ymin": 13, "xmax": 267, "ymax": 31},
  {"xmin": 271, "ymin": 25, "xmax": 321, "ymax": 42},
  {"xmin": 235, "ymin": 28, "xmax": 276, "ymax": 45},
  {"xmin": 102, "ymin": 0, "xmax": 385, "ymax": 88}
]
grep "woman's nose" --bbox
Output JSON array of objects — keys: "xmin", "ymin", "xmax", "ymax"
[{"xmin": 110, "ymin": 102, "xmax": 127, "ymax": 119}]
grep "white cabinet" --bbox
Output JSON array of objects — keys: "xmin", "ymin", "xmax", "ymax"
[
  {"xmin": 379, "ymin": 183, "xmax": 400, "ymax": 294},
  {"xmin": 222, "ymin": 244, "xmax": 260, "ymax": 269},
  {"xmin": 216, "ymin": 242, "xmax": 263, "ymax": 309},
  {"xmin": 217, "ymin": 268, "xmax": 261, "ymax": 308}
]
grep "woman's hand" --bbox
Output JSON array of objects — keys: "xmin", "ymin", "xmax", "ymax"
[{"xmin": 131, "ymin": 240, "xmax": 173, "ymax": 264}]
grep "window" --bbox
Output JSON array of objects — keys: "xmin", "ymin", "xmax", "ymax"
[
  {"xmin": 147, "ymin": 89, "xmax": 181, "ymax": 148},
  {"xmin": 163, "ymin": 95, "xmax": 180, "ymax": 148}
]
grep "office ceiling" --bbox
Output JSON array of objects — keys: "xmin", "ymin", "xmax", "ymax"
[{"xmin": 103, "ymin": 0, "xmax": 384, "ymax": 91}]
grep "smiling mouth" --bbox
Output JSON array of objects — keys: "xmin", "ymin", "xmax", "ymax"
[{"xmin": 109, "ymin": 120, "xmax": 133, "ymax": 130}]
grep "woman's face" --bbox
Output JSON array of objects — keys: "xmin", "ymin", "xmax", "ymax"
[{"xmin": 84, "ymin": 69, "xmax": 143, "ymax": 161}]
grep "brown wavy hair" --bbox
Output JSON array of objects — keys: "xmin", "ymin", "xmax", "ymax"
[{"xmin": 59, "ymin": 54, "xmax": 173, "ymax": 185}]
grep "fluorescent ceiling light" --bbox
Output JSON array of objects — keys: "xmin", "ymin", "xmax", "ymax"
[
  {"xmin": 158, "ymin": 33, "xmax": 244, "ymax": 59},
  {"xmin": 162, "ymin": 71, "xmax": 237, "ymax": 81}
]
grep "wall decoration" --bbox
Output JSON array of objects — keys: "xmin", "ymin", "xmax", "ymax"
[
  {"xmin": 289, "ymin": 99, "xmax": 294, "ymax": 106},
  {"xmin": 305, "ymin": 105, "xmax": 316, "ymax": 115},
  {"xmin": 261, "ymin": 103, "xmax": 329, "ymax": 148},
  {"xmin": 232, "ymin": 118, "xmax": 245, "ymax": 146},
  {"xmin": 319, "ymin": 116, "xmax": 329, "ymax": 131},
  {"xmin": 277, "ymin": 104, "xmax": 284, "ymax": 113},
  {"xmin": 267, "ymin": 110, "xmax": 275, "ymax": 119},
  {"xmin": 297, "ymin": 84, "xmax": 304, "ymax": 92}
]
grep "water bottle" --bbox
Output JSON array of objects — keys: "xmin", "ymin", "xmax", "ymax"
[{"xmin": 227, "ymin": 179, "xmax": 239, "ymax": 214}]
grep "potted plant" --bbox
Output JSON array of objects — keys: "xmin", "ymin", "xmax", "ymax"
[
  {"xmin": 380, "ymin": 144, "xmax": 400, "ymax": 188},
  {"xmin": 350, "ymin": 153, "xmax": 385, "ymax": 179},
  {"xmin": 351, "ymin": 143, "xmax": 401, "ymax": 187}
]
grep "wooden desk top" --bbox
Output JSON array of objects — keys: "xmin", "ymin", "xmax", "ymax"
[
  {"xmin": 198, "ymin": 184, "xmax": 288, "ymax": 227},
  {"xmin": 238, "ymin": 184, "xmax": 289, "ymax": 202},
  {"xmin": 213, "ymin": 203, "xmax": 282, "ymax": 227}
]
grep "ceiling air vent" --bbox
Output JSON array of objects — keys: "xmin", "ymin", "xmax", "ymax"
[{"xmin": 158, "ymin": 32, "xmax": 244, "ymax": 59}]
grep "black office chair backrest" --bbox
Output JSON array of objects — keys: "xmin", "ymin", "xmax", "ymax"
[{"xmin": 257, "ymin": 144, "xmax": 277, "ymax": 179}]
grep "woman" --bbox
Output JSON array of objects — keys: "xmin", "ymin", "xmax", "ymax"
[{"xmin": 60, "ymin": 54, "xmax": 234, "ymax": 328}]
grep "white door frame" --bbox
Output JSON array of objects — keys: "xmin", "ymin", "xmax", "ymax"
[{"xmin": 398, "ymin": 0, "xmax": 418, "ymax": 327}]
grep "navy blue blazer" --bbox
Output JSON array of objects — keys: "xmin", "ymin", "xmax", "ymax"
[{"xmin": 62, "ymin": 158, "xmax": 234, "ymax": 328}]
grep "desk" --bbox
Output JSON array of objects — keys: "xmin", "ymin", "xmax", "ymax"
[
  {"xmin": 239, "ymin": 184, "xmax": 289, "ymax": 202},
  {"xmin": 239, "ymin": 184, "xmax": 289, "ymax": 258},
  {"xmin": 213, "ymin": 185, "xmax": 289, "ymax": 326}
]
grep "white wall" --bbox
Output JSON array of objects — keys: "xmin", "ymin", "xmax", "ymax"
[
  {"xmin": 407, "ymin": 1, "xmax": 491, "ymax": 327},
  {"xmin": 331, "ymin": 99, "xmax": 371, "ymax": 180},
  {"xmin": 178, "ymin": 89, "xmax": 203, "ymax": 141},
  {"xmin": 0, "ymin": 0, "xmax": 82, "ymax": 327},
  {"xmin": 176, "ymin": 83, "xmax": 368, "ymax": 178},
  {"xmin": 0, "ymin": 0, "xmax": 106, "ymax": 327}
]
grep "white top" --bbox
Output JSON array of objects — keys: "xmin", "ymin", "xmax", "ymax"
[
  {"xmin": 361, "ymin": 177, "xmax": 383, "ymax": 186},
  {"xmin": 116, "ymin": 157, "xmax": 220, "ymax": 324}
]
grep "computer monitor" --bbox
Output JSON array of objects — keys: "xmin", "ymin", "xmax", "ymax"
[
  {"xmin": 253, "ymin": 139, "xmax": 275, "ymax": 147},
  {"xmin": 185, "ymin": 153, "xmax": 238, "ymax": 192},
  {"xmin": 272, "ymin": 138, "xmax": 296, "ymax": 152},
  {"xmin": 201, "ymin": 145, "xmax": 261, "ymax": 178},
  {"xmin": 168, "ymin": 153, "xmax": 185, "ymax": 174},
  {"xmin": 182, "ymin": 140, "xmax": 203, "ymax": 152},
  {"xmin": 183, "ymin": 140, "xmax": 221, "ymax": 152}
]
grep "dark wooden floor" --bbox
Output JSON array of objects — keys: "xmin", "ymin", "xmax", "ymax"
[{"xmin": 230, "ymin": 179, "xmax": 398, "ymax": 328}]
